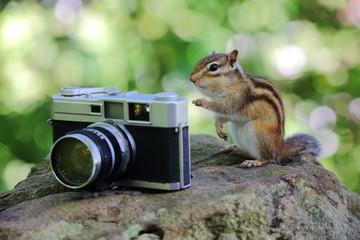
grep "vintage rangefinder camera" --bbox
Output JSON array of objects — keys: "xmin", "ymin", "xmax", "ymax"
[{"xmin": 48, "ymin": 86, "xmax": 190, "ymax": 191}]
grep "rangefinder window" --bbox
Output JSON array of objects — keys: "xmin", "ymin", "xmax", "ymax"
[
  {"xmin": 105, "ymin": 102, "xmax": 124, "ymax": 119},
  {"xmin": 129, "ymin": 103, "xmax": 150, "ymax": 122}
]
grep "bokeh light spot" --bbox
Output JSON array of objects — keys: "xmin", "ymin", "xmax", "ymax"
[
  {"xmin": 309, "ymin": 106, "xmax": 336, "ymax": 131},
  {"xmin": 1, "ymin": 60, "xmax": 45, "ymax": 113},
  {"xmin": 274, "ymin": 45, "xmax": 307, "ymax": 79},
  {"xmin": 349, "ymin": 98, "xmax": 360, "ymax": 122},
  {"xmin": 312, "ymin": 48, "xmax": 340, "ymax": 74},
  {"xmin": 3, "ymin": 160, "xmax": 34, "ymax": 190},
  {"xmin": 138, "ymin": 13, "xmax": 167, "ymax": 40},
  {"xmin": 170, "ymin": 10, "xmax": 198, "ymax": 40},
  {"xmin": 54, "ymin": 0, "xmax": 82, "ymax": 26},
  {"xmin": 338, "ymin": 0, "xmax": 360, "ymax": 27},
  {"xmin": 316, "ymin": 129, "xmax": 339, "ymax": 158},
  {"xmin": 0, "ymin": 15, "xmax": 30, "ymax": 49}
]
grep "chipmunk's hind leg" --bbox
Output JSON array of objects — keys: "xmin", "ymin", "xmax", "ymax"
[
  {"xmin": 240, "ymin": 159, "xmax": 269, "ymax": 168},
  {"xmin": 223, "ymin": 146, "xmax": 252, "ymax": 159}
]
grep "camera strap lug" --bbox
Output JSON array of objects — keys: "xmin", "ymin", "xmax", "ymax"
[{"xmin": 47, "ymin": 119, "xmax": 53, "ymax": 125}]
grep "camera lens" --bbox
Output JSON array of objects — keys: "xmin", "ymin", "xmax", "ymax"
[
  {"xmin": 50, "ymin": 121, "xmax": 136, "ymax": 189},
  {"xmin": 51, "ymin": 137, "xmax": 98, "ymax": 186}
]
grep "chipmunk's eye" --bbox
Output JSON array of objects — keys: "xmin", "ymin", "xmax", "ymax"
[{"xmin": 209, "ymin": 63, "xmax": 219, "ymax": 72}]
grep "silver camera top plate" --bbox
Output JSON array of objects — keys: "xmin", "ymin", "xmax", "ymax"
[
  {"xmin": 61, "ymin": 86, "xmax": 119, "ymax": 97},
  {"xmin": 52, "ymin": 86, "xmax": 188, "ymax": 128}
]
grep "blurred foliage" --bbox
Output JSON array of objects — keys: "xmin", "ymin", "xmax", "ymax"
[{"xmin": 0, "ymin": 0, "xmax": 360, "ymax": 194}]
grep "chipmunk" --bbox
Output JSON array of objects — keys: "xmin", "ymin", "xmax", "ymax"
[{"xmin": 190, "ymin": 50, "xmax": 321, "ymax": 168}]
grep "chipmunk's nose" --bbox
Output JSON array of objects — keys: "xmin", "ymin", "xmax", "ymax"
[{"xmin": 190, "ymin": 75, "xmax": 196, "ymax": 83}]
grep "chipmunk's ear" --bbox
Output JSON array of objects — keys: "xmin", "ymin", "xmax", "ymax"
[
  {"xmin": 228, "ymin": 49, "xmax": 238, "ymax": 67},
  {"xmin": 212, "ymin": 50, "xmax": 217, "ymax": 55}
]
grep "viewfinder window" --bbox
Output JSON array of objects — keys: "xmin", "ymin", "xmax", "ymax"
[
  {"xmin": 105, "ymin": 102, "xmax": 124, "ymax": 119},
  {"xmin": 128, "ymin": 103, "xmax": 150, "ymax": 122}
]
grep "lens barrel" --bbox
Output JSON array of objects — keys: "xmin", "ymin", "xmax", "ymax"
[{"xmin": 50, "ymin": 121, "xmax": 136, "ymax": 189}]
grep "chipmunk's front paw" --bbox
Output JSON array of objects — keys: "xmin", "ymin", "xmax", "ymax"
[
  {"xmin": 217, "ymin": 130, "xmax": 228, "ymax": 141},
  {"xmin": 192, "ymin": 98, "xmax": 209, "ymax": 108}
]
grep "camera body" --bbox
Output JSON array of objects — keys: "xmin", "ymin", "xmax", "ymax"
[{"xmin": 49, "ymin": 86, "xmax": 191, "ymax": 191}]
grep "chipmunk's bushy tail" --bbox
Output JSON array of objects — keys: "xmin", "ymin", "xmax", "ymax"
[{"xmin": 280, "ymin": 133, "xmax": 321, "ymax": 163}]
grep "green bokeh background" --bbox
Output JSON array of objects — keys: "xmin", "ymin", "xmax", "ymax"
[{"xmin": 0, "ymin": 0, "xmax": 359, "ymax": 194}]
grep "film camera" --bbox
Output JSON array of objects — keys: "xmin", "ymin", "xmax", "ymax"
[{"xmin": 48, "ymin": 86, "xmax": 191, "ymax": 191}]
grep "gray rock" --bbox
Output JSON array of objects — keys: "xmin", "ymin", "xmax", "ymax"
[{"xmin": 0, "ymin": 134, "xmax": 359, "ymax": 240}]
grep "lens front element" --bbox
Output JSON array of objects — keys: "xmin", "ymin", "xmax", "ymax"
[{"xmin": 51, "ymin": 135, "xmax": 101, "ymax": 188}]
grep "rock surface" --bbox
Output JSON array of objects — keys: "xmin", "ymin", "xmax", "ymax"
[{"xmin": 0, "ymin": 134, "xmax": 359, "ymax": 240}]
